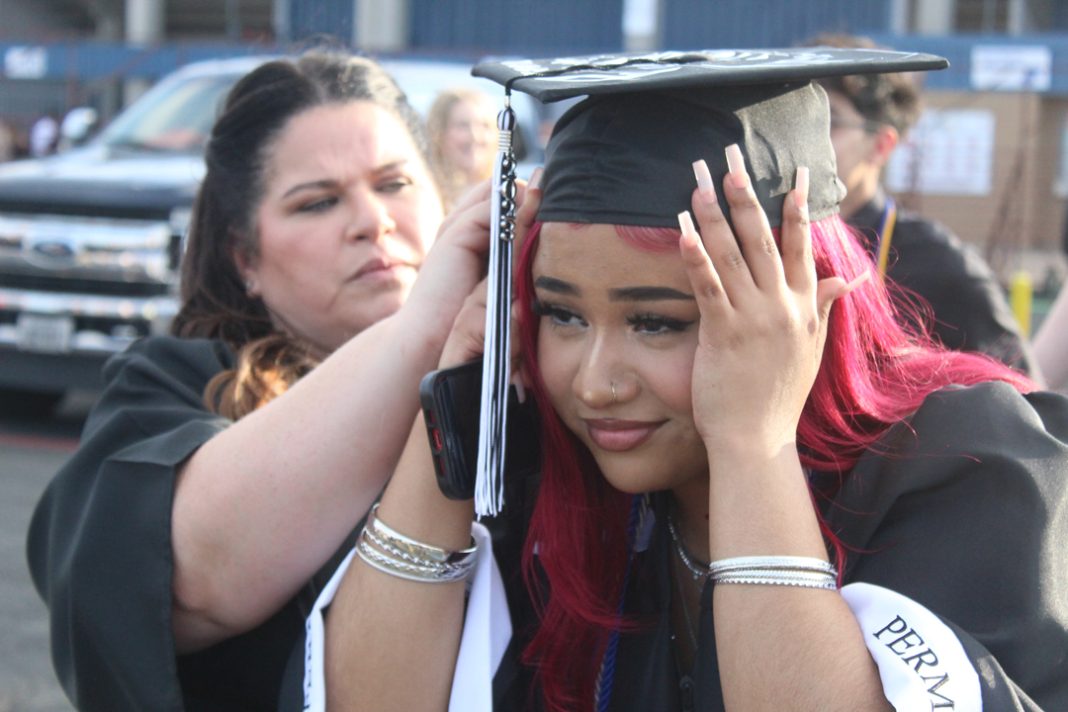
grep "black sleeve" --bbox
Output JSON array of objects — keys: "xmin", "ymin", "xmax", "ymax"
[
  {"xmin": 885, "ymin": 217, "xmax": 1038, "ymax": 378},
  {"xmin": 830, "ymin": 382, "xmax": 1068, "ymax": 711},
  {"xmin": 25, "ymin": 337, "xmax": 235, "ymax": 711}
]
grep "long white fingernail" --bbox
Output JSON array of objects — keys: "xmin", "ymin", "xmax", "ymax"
[
  {"xmin": 529, "ymin": 167, "xmax": 543, "ymax": 190},
  {"xmin": 794, "ymin": 166, "xmax": 809, "ymax": 210},
  {"xmin": 677, "ymin": 210, "xmax": 697, "ymax": 236},
  {"xmin": 692, "ymin": 160, "xmax": 717, "ymax": 203},
  {"xmin": 725, "ymin": 144, "xmax": 748, "ymax": 190}
]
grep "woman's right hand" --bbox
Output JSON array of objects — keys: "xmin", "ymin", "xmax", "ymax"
[{"xmin": 402, "ymin": 175, "xmax": 531, "ymax": 343}]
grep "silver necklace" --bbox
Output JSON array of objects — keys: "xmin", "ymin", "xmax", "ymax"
[{"xmin": 666, "ymin": 512, "xmax": 709, "ymax": 581}]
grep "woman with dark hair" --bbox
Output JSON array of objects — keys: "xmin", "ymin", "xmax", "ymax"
[
  {"xmin": 26, "ymin": 51, "xmax": 505, "ymax": 711},
  {"xmin": 316, "ymin": 50, "xmax": 1068, "ymax": 712}
]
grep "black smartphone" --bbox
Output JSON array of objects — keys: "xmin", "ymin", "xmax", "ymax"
[{"xmin": 419, "ymin": 359, "xmax": 540, "ymax": 500}]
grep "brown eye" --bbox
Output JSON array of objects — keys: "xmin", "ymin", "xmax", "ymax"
[
  {"xmin": 297, "ymin": 196, "xmax": 338, "ymax": 213},
  {"xmin": 627, "ymin": 314, "xmax": 694, "ymax": 335},
  {"xmin": 533, "ymin": 300, "xmax": 586, "ymax": 329},
  {"xmin": 378, "ymin": 176, "xmax": 414, "ymax": 193}
]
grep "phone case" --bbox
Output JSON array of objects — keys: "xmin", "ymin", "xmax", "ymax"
[{"xmin": 419, "ymin": 359, "xmax": 539, "ymax": 500}]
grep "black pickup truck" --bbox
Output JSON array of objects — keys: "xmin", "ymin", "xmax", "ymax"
[
  {"xmin": 0, "ymin": 54, "xmax": 543, "ymax": 413},
  {"xmin": 0, "ymin": 56, "xmax": 261, "ymax": 412}
]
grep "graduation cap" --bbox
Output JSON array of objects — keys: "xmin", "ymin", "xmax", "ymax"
[{"xmin": 468, "ymin": 48, "xmax": 948, "ymax": 515}]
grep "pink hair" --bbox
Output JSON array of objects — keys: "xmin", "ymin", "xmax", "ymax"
[{"xmin": 515, "ymin": 216, "xmax": 1033, "ymax": 711}]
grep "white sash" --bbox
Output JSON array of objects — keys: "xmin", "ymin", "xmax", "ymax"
[{"xmin": 841, "ymin": 582, "xmax": 982, "ymax": 711}]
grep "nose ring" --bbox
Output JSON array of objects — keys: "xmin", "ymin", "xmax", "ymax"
[{"xmin": 610, "ymin": 381, "xmax": 618, "ymax": 403}]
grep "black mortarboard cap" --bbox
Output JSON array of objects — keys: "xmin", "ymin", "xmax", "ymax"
[
  {"xmin": 474, "ymin": 48, "xmax": 948, "ymax": 229},
  {"xmin": 465, "ymin": 48, "xmax": 947, "ymax": 515}
]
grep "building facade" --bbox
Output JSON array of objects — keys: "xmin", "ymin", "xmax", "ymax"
[{"xmin": 2, "ymin": 0, "xmax": 1068, "ymax": 277}]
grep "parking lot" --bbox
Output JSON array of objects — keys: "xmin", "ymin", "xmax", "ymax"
[{"xmin": 0, "ymin": 395, "xmax": 88, "ymax": 712}]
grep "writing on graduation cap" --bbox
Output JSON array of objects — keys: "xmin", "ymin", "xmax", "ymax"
[
  {"xmin": 476, "ymin": 48, "xmax": 949, "ymax": 104},
  {"xmin": 873, "ymin": 614, "xmax": 956, "ymax": 709},
  {"xmin": 497, "ymin": 48, "xmax": 892, "ymax": 81}
]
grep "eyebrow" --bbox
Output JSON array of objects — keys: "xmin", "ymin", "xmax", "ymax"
[
  {"xmin": 609, "ymin": 286, "xmax": 694, "ymax": 301},
  {"xmin": 281, "ymin": 160, "xmax": 410, "ymax": 199},
  {"xmin": 283, "ymin": 180, "xmax": 334, "ymax": 199},
  {"xmin": 533, "ymin": 277, "xmax": 694, "ymax": 302}
]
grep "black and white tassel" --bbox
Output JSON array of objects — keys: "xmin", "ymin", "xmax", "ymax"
[{"xmin": 475, "ymin": 95, "xmax": 518, "ymax": 517}]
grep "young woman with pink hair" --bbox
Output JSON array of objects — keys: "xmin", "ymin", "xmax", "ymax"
[{"xmin": 309, "ymin": 49, "xmax": 1068, "ymax": 712}]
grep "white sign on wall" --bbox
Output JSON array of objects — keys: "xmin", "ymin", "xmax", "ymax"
[
  {"xmin": 885, "ymin": 109, "xmax": 996, "ymax": 196},
  {"xmin": 4, "ymin": 46, "xmax": 48, "ymax": 79},
  {"xmin": 971, "ymin": 45, "xmax": 1051, "ymax": 92}
]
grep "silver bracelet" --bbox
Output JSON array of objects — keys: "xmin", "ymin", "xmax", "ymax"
[
  {"xmin": 713, "ymin": 571, "xmax": 838, "ymax": 590},
  {"xmin": 355, "ymin": 505, "xmax": 478, "ymax": 584},
  {"xmin": 708, "ymin": 555, "xmax": 837, "ymax": 578},
  {"xmin": 356, "ymin": 535, "xmax": 476, "ymax": 584},
  {"xmin": 368, "ymin": 503, "xmax": 477, "ymax": 564}
]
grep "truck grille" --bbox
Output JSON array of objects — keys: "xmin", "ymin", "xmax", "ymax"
[
  {"xmin": 0, "ymin": 272, "xmax": 172, "ymax": 297},
  {"xmin": 0, "ymin": 212, "xmax": 177, "ymax": 293}
]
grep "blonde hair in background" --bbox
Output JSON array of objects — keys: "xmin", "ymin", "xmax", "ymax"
[{"xmin": 426, "ymin": 87, "xmax": 497, "ymax": 210}]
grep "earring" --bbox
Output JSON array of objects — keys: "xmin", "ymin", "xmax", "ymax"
[{"xmin": 244, "ymin": 278, "xmax": 256, "ymax": 294}]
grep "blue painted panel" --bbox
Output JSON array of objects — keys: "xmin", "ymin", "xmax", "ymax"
[
  {"xmin": 7, "ymin": 32, "xmax": 1068, "ymax": 95},
  {"xmin": 864, "ymin": 33, "xmax": 1068, "ymax": 95},
  {"xmin": 1054, "ymin": 3, "xmax": 1068, "ymax": 31},
  {"xmin": 289, "ymin": 0, "xmax": 355, "ymax": 44},
  {"xmin": 409, "ymin": 0, "xmax": 623, "ymax": 55},
  {"xmin": 0, "ymin": 41, "xmax": 277, "ymax": 81},
  {"xmin": 663, "ymin": 0, "xmax": 894, "ymax": 49}
]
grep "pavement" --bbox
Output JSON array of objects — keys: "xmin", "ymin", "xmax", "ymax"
[{"xmin": 0, "ymin": 395, "xmax": 88, "ymax": 712}]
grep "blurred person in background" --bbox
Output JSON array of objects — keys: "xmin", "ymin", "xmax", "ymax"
[
  {"xmin": 1033, "ymin": 205, "xmax": 1068, "ymax": 391},
  {"xmin": 26, "ymin": 50, "xmax": 510, "ymax": 711},
  {"xmin": 1033, "ymin": 279, "xmax": 1068, "ymax": 390},
  {"xmin": 807, "ymin": 33, "xmax": 1039, "ymax": 380},
  {"xmin": 29, "ymin": 108, "xmax": 60, "ymax": 157},
  {"xmin": 426, "ymin": 87, "xmax": 498, "ymax": 210},
  {"xmin": 0, "ymin": 116, "xmax": 16, "ymax": 161}
]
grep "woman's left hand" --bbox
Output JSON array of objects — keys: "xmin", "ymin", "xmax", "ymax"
[{"xmin": 678, "ymin": 147, "xmax": 866, "ymax": 459}]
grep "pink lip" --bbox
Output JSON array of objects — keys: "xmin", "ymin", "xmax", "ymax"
[
  {"xmin": 583, "ymin": 418, "xmax": 663, "ymax": 452},
  {"xmin": 352, "ymin": 257, "xmax": 413, "ymax": 281}
]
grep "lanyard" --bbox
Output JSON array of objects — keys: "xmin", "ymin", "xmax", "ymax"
[{"xmin": 874, "ymin": 196, "xmax": 897, "ymax": 279}]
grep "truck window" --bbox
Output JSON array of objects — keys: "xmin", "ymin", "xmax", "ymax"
[{"xmin": 99, "ymin": 73, "xmax": 238, "ymax": 152}]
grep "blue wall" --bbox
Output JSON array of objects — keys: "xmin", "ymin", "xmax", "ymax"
[
  {"xmin": 5, "ymin": 0, "xmax": 1068, "ymax": 95},
  {"xmin": 663, "ymin": 0, "xmax": 894, "ymax": 49},
  {"xmin": 0, "ymin": 41, "xmax": 277, "ymax": 81},
  {"xmin": 408, "ymin": 0, "xmax": 623, "ymax": 55},
  {"xmin": 288, "ymin": 0, "xmax": 355, "ymax": 43}
]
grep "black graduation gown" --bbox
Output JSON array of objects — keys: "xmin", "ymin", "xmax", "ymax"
[
  {"xmin": 849, "ymin": 189, "xmax": 1038, "ymax": 379},
  {"xmin": 490, "ymin": 381, "xmax": 1068, "ymax": 711},
  {"xmin": 26, "ymin": 336, "xmax": 352, "ymax": 711}
]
